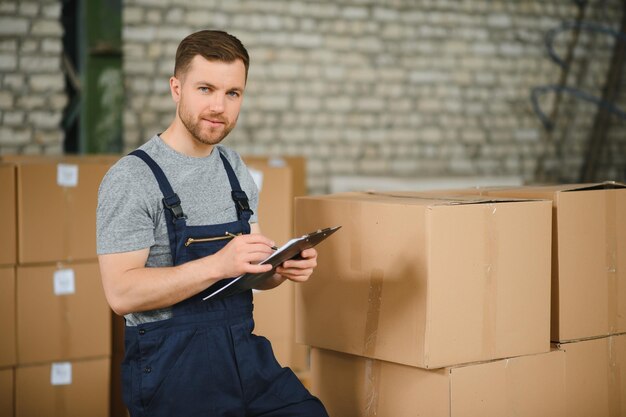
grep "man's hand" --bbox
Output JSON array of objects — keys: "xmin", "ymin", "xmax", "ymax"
[
  {"xmin": 210, "ymin": 233, "xmax": 275, "ymax": 278},
  {"xmin": 275, "ymin": 247, "xmax": 318, "ymax": 282}
]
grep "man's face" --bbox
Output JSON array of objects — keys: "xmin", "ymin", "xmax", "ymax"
[{"xmin": 174, "ymin": 55, "xmax": 246, "ymax": 146}]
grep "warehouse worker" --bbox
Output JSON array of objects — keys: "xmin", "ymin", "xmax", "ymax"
[{"xmin": 97, "ymin": 30, "xmax": 328, "ymax": 417}]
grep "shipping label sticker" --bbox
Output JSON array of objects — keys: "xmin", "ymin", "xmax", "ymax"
[
  {"xmin": 53, "ymin": 269, "xmax": 76, "ymax": 295},
  {"xmin": 268, "ymin": 157, "xmax": 286, "ymax": 168},
  {"xmin": 51, "ymin": 362, "xmax": 72, "ymax": 385},
  {"xmin": 249, "ymin": 168, "xmax": 264, "ymax": 192},
  {"xmin": 57, "ymin": 163, "xmax": 79, "ymax": 187}
]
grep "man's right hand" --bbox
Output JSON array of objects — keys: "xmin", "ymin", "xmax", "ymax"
[{"xmin": 210, "ymin": 233, "xmax": 275, "ymax": 278}]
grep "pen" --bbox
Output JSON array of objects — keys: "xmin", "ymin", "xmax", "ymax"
[{"xmin": 226, "ymin": 232, "xmax": 278, "ymax": 250}]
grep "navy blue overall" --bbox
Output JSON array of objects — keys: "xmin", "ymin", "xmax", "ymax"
[{"xmin": 121, "ymin": 149, "xmax": 328, "ymax": 417}]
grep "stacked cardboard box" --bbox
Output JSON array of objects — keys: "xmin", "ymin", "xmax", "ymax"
[
  {"xmin": 244, "ymin": 156, "xmax": 309, "ymax": 372},
  {"xmin": 0, "ymin": 367, "xmax": 13, "ymax": 417},
  {"xmin": 311, "ymin": 347, "xmax": 567, "ymax": 417},
  {"xmin": 295, "ymin": 192, "xmax": 553, "ymax": 368},
  {"xmin": 555, "ymin": 334, "xmax": 626, "ymax": 417},
  {"xmin": 437, "ymin": 182, "xmax": 626, "ymax": 416},
  {"xmin": 1, "ymin": 157, "xmax": 114, "ymax": 417},
  {"xmin": 297, "ymin": 184, "xmax": 626, "ymax": 416},
  {"xmin": 295, "ymin": 191, "xmax": 559, "ymax": 414},
  {"xmin": 438, "ymin": 182, "xmax": 626, "ymax": 342},
  {"xmin": 312, "ymin": 333, "xmax": 626, "ymax": 417},
  {"xmin": 0, "ymin": 163, "xmax": 16, "ymax": 417}
]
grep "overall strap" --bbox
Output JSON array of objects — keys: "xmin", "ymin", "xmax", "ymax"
[
  {"xmin": 129, "ymin": 150, "xmax": 186, "ymax": 221},
  {"xmin": 218, "ymin": 150, "xmax": 253, "ymax": 222},
  {"xmin": 129, "ymin": 149, "xmax": 185, "ymax": 261}
]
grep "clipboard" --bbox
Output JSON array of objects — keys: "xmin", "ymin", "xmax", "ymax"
[{"xmin": 203, "ymin": 225, "xmax": 341, "ymax": 301}]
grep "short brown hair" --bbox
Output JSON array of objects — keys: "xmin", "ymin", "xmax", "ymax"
[{"xmin": 174, "ymin": 30, "xmax": 250, "ymax": 80}]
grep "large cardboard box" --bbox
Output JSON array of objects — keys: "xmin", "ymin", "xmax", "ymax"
[
  {"xmin": 445, "ymin": 183, "xmax": 626, "ymax": 342},
  {"xmin": 295, "ymin": 192, "xmax": 552, "ymax": 369},
  {"xmin": 311, "ymin": 347, "xmax": 566, "ymax": 417},
  {"xmin": 10, "ymin": 157, "xmax": 112, "ymax": 264},
  {"xmin": 0, "ymin": 266, "xmax": 16, "ymax": 367},
  {"xmin": 0, "ymin": 367, "xmax": 14, "ymax": 417},
  {"xmin": 15, "ymin": 357, "xmax": 110, "ymax": 417},
  {"xmin": 245, "ymin": 156, "xmax": 309, "ymax": 371},
  {"xmin": 17, "ymin": 262, "xmax": 111, "ymax": 364},
  {"xmin": 556, "ymin": 334, "xmax": 626, "ymax": 417},
  {"xmin": 0, "ymin": 163, "xmax": 16, "ymax": 265}
]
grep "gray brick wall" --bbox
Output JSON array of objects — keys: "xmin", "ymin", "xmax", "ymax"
[
  {"xmin": 1, "ymin": 1, "xmax": 625, "ymax": 191},
  {"xmin": 122, "ymin": 0, "xmax": 626, "ymax": 193},
  {"xmin": 0, "ymin": 1, "xmax": 65, "ymax": 155}
]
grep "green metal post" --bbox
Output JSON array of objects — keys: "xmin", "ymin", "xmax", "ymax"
[{"xmin": 79, "ymin": 0, "xmax": 123, "ymax": 154}]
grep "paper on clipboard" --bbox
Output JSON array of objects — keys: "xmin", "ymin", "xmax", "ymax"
[{"xmin": 203, "ymin": 225, "xmax": 341, "ymax": 301}]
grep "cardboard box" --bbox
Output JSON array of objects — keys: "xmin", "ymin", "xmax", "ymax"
[
  {"xmin": 10, "ymin": 157, "xmax": 113, "ymax": 264},
  {"xmin": 245, "ymin": 156, "xmax": 307, "ymax": 243},
  {"xmin": 0, "ymin": 367, "xmax": 14, "ymax": 417},
  {"xmin": 17, "ymin": 262, "xmax": 111, "ymax": 365},
  {"xmin": 295, "ymin": 192, "xmax": 552, "ymax": 369},
  {"xmin": 556, "ymin": 334, "xmax": 626, "ymax": 417},
  {"xmin": 110, "ymin": 313, "xmax": 128, "ymax": 417},
  {"xmin": 444, "ymin": 183, "xmax": 626, "ymax": 342},
  {"xmin": 245, "ymin": 156, "xmax": 309, "ymax": 371},
  {"xmin": 15, "ymin": 357, "xmax": 110, "ymax": 417},
  {"xmin": 0, "ymin": 266, "xmax": 16, "ymax": 367},
  {"xmin": 0, "ymin": 164, "xmax": 16, "ymax": 266},
  {"xmin": 311, "ymin": 347, "xmax": 567, "ymax": 417}
]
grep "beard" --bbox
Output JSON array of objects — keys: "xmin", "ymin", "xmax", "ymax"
[{"xmin": 178, "ymin": 100, "xmax": 236, "ymax": 146}]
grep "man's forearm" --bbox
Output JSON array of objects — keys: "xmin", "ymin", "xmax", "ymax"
[{"xmin": 101, "ymin": 255, "xmax": 223, "ymax": 316}]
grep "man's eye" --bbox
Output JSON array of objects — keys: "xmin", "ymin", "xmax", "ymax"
[
  {"xmin": 199, "ymin": 87, "xmax": 209, "ymax": 93},
  {"xmin": 227, "ymin": 91, "xmax": 240, "ymax": 98}
]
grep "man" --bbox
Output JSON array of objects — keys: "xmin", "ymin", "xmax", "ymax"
[{"xmin": 97, "ymin": 30, "xmax": 328, "ymax": 417}]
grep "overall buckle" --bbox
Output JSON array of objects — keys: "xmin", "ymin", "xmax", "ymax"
[
  {"xmin": 231, "ymin": 190, "xmax": 253, "ymax": 215},
  {"xmin": 163, "ymin": 194, "xmax": 187, "ymax": 221}
]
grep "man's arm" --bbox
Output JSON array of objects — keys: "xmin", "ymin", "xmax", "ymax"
[
  {"xmin": 250, "ymin": 223, "xmax": 318, "ymax": 291},
  {"xmin": 98, "ymin": 233, "xmax": 275, "ymax": 316}
]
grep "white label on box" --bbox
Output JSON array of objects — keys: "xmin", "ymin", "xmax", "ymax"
[
  {"xmin": 51, "ymin": 362, "xmax": 72, "ymax": 385},
  {"xmin": 57, "ymin": 163, "xmax": 79, "ymax": 187},
  {"xmin": 53, "ymin": 269, "xmax": 75, "ymax": 295},
  {"xmin": 249, "ymin": 168, "xmax": 264, "ymax": 192},
  {"xmin": 268, "ymin": 157, "xmax": 286, "ymax": 168}
]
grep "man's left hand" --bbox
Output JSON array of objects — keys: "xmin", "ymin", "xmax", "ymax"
[{"xmin": 275, "ymin": 247, "xmax": 318, "ymax": 282}]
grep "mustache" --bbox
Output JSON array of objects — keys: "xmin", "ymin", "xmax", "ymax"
[{"xmin": 199, "ymin": 114, "xmax": 227, "ymax": 123}]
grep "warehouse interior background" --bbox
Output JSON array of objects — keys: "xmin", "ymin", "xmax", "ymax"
[{"xmin": 1, "ymin": 0, "xmax": 625, "ymax": 193}]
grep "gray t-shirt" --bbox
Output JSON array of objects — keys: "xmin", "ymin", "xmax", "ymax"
[{"xmin": 97, "ymin": 135, "xmax": 259, "ymax": 326}]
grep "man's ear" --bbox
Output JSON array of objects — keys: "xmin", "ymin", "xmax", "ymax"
[{"xmin": 170, "ymin": 75, "xmax": 181, "ymax": 103}]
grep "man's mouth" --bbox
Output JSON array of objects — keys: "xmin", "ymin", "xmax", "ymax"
[{"xmin": 202, "ymin": 118, "xmax": 225, "ymax": 127}]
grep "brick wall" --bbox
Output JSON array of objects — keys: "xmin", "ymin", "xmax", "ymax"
[
  {"xmin": 0, "ymin": 0, "xmax": 65, "ymax": 155},
  {"xmin": 1, "ymin": 1, "xmax": 625, "ymax": 192},
  {"xmin": 122, "ymin": 1, "xmax": 626, "ymax": 193}
]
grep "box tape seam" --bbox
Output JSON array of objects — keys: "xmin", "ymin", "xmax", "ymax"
[
  {"xmin": 363, "ymin": 269, "xmax": 384, "ymax": 358},
  {"xmin": 363, "ymin": 358, "xmax": 381, "ymax": 417},
  {"xmin": 606, "ymin": 191, "xmax": 617, "ymax": 335},
  {"xmin": 52, "ymin": 362, "xmax": 70, "ymax": 415},
  {"xmin": 482, "ymin": 204, "xmax": 498, "ymax": 359},
  {"xmin": 55, "ymin": 265, "xmax": 72, "ymax": 360},
  {"xmin": 350, "ymin": 202, "xmax": 362, "ymax": 272},
  {"xmin": 608, "ymin": 335, "xmax": 621, "ymax": 417}
]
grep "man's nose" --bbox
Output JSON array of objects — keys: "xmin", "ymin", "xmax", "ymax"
[{"xmin": 208, "ymin": 94, "xmax": 225, "ymax": 113}]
